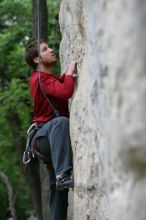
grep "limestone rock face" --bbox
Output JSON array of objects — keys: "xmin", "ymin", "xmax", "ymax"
[{"xmin": 59, "ymin": 0, "xmax": 146, "ymax": 220}]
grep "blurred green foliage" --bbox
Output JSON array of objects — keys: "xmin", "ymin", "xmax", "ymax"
[{"xmin": 0, "ymin": 0, "xmax": 61, "ymax": 219}]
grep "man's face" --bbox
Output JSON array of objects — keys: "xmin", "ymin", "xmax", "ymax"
[{"xmin": 39, "ymin": 42, "xmax": 57, "ymax": 66}]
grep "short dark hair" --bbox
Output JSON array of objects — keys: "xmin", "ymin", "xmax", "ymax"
[{"xmin": 25, "ymin": 39, "xmax": 46, "ymax": 69}]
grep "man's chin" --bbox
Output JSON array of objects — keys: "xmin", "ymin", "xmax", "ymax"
[
  {"xmin": 52, "ymin": 59, "xmax": 57, "ymax": 64},
  {"xmin": 46, "ymin": 59, "xmax": 57, "ymax": 66}
]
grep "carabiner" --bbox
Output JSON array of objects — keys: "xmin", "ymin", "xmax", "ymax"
[{"xmin": 23, "ymin": 151, "xmax": 31, "ymax": 164}]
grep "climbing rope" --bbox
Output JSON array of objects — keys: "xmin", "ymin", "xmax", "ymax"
[
  {"xmin": 12, "ymin": 165, "xmax": 27, "ymax": 204},
  {"xmin": 37, "ymin": 0, "xmax": 40, "ymax": 73}
]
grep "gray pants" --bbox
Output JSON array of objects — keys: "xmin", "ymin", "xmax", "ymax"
[
  {"xmin": 34, "ymin": 116, "xmax": 73, "ymax": 220},
  {"xmin": 35, "ymin": 116, "xmax": 73, "ymax": 176}
]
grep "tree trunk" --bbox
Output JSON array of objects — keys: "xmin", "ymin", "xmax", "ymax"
[
  {"xmin": 39, "ymin": 163, "xmax": 50, "ymax": 220},
  {"xmin": 31, "ymin": 1, "xmax": 50, "ymax": 219}
]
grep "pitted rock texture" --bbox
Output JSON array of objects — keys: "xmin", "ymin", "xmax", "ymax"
[{"xmin": 59, "ymin": 0, "xmax": 146, "ymax": 220}]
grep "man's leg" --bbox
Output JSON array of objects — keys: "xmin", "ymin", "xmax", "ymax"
[
  {"xmin": 35, "ymin": 117, "xmax": 73, "ymax": 175},
  {"xmin": 33, "ymin": 117, "xmax": 72, "ymax": 219},
  {"xmin": 49, "ymin": 117, "xmax": 73, "ymax": 175},
  {"xmin": 49, "ymin": 168, "xmax": 68, "ymax": 220},
  {"xmin": 35, "ymin": 117, "xmax": 73, "ymax": 190}
]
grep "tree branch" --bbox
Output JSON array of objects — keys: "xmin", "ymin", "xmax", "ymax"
[{"xmin": 0, "ymin": 171, "xmax": 17, "ymax": 220}]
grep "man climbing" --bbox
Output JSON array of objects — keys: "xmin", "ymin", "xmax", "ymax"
[{"xmin": 25, "ymin": 39, "xmax": 76, "ymax": 220}]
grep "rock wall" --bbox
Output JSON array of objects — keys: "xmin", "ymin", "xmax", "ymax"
[{"xmin": 59, "ymin": 0, "xmax": 146, "ymax": 220}]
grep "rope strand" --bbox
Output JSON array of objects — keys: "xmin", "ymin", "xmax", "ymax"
[{"xmin": 12, "ymin": 165, "xmax": 27, "ymax": 204}]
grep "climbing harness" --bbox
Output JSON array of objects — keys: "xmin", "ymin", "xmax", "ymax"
[{"xmin": 23, "ymin": 122, "xmax": 47, "ymax": 164}]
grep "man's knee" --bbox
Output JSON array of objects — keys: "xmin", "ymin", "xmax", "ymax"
[{"xmin": 54, "ymin": 117, "xmax": 69, "ymax": 128}]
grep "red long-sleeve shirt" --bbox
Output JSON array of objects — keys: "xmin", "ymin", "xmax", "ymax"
[{"xmin": 30, "ymin": 71, "xmax": 75, "ymax": 122}]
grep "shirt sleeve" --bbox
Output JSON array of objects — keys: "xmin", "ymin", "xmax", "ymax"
[{"xmin": 41, "ymin": 74, "xmax": 75, "ymax": 99}]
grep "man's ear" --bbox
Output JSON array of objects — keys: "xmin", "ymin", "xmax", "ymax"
[{"xmin": 33, "ymin": 57, "xmax": 39, "ymax": 64}]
